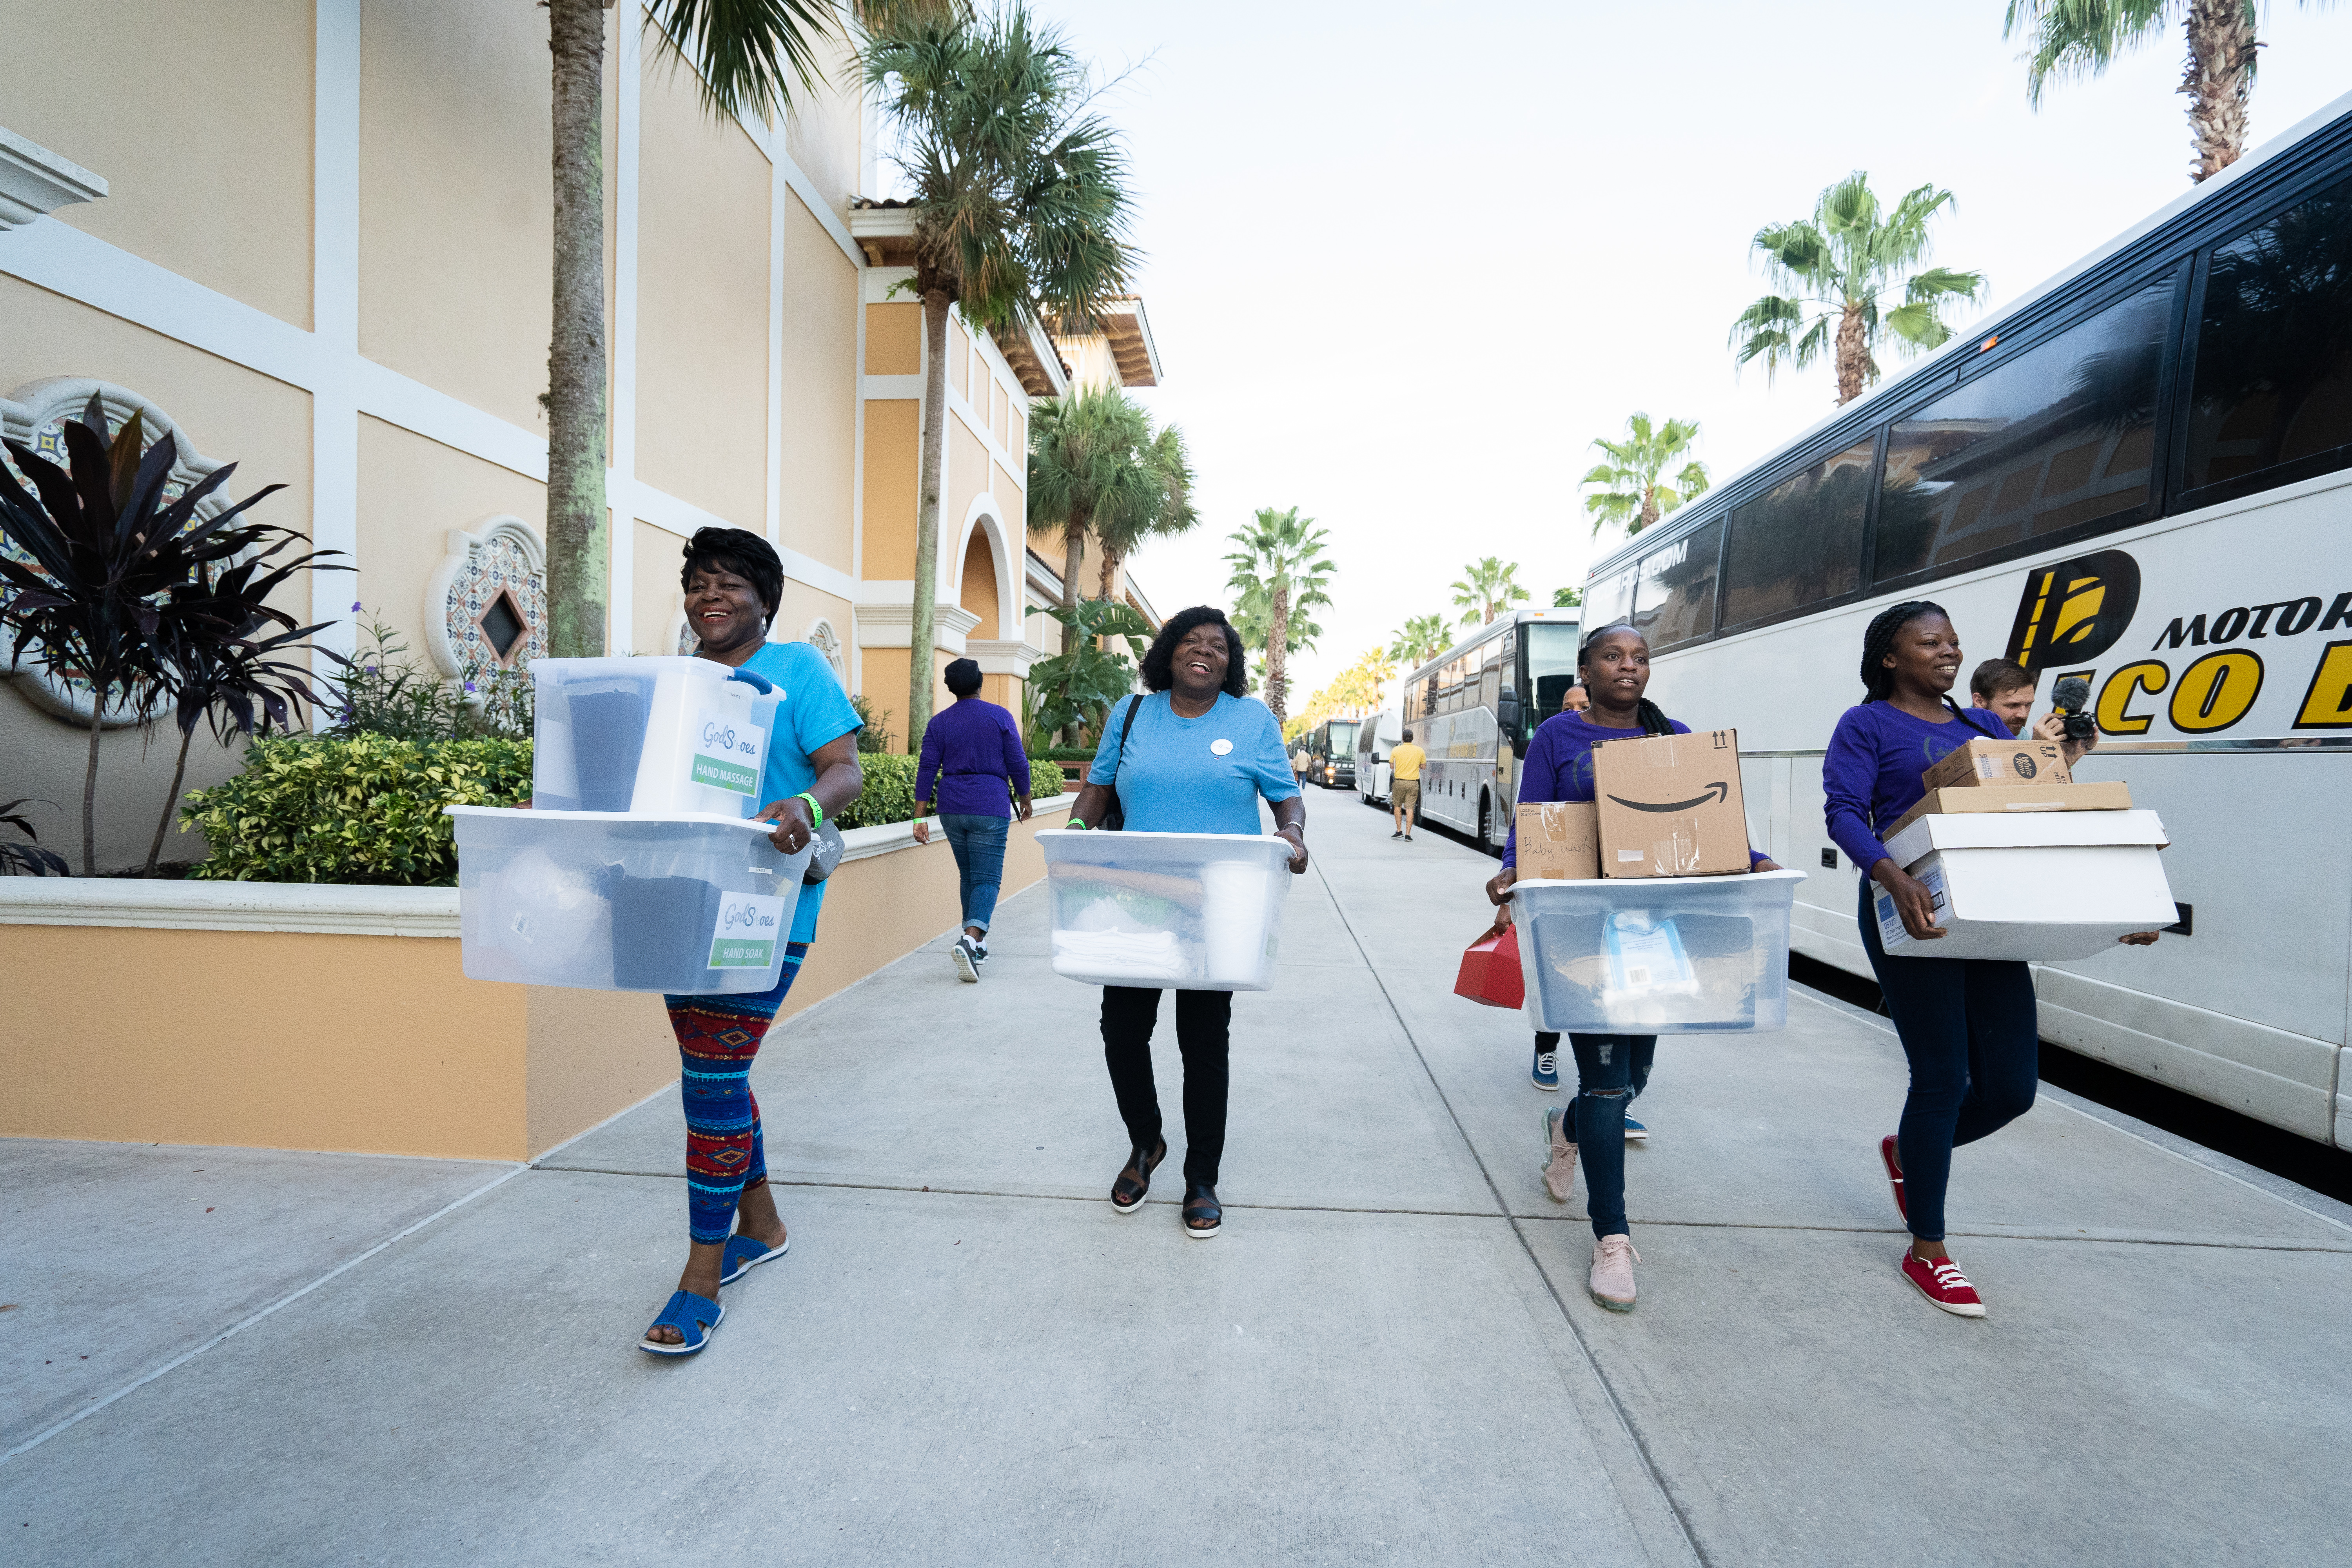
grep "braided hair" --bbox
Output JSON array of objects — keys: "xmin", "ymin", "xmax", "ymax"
[
  {"xmin": 1579, "ymin": 623, "xmax": 1676, "ymax": 736},
  {"xmin": 1859, "ymin": 599, "xmax": 1967, "ymax": 716}
]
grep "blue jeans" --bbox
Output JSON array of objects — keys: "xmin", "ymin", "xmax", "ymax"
[
  {"xmin": 1538, "ymin": 1032, "xmax": 1655, "ymax": 1240},
  {"xmin": 1857, "ymin": 879, "xmax": 2039, "ymax": 1242},
  {"xmin": 940, "ymin": 813, "xmax": 1010, "ymax": 933}
]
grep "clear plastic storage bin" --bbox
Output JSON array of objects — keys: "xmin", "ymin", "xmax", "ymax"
[
  {"xmin": 1510, "ymin": 869, "xmax": 1804, "ymax": 1034},
  {"xmin": 530, "ymin": 656, "xmax": 780, "ymax": 818},
  {"xmin": 1039, "ymin": 829, "xmax": 1296, "ymax": 991},
  {"xmin": 448, "ymin": 806, "xmax": 811, "ymax": 994}
]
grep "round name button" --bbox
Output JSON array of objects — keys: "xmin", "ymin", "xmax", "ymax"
[{"xmin": 1210, "ymin": 738, "xmax": 1234, "ymax": 756}]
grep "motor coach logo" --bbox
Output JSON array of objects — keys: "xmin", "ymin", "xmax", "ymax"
[{"xmin": 2003, "ymin": 550, "xmax": 2141, "ymax": 669}]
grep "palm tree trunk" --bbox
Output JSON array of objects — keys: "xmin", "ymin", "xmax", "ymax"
[
  {"xmin": 144, "ymin": 722, "xmax": 198, "ymax": 876},
  {"xmin": 545, "ymin": 0, "xmax": 608, "ymax": 659},
  {"xmin": 908, "ymin": 289, "xmax": 953, "ymax": 754},
  {"xmin": 1639, "ymin": 486, "xmax": 1660, "ymax": 534},
  {"xmin": 2182, "ymin": 0, "xmax": 2256, "ymax": 183},
  {"xmin": 1834, "ymin": 301, "xmax": 1869, "ymax": 405},
  {"xmin": 1265, "ymin": 585, "xmax": 1290, "ymax": 724},
  {"xmin": 1097, "ymin": 545, "xmax": 1120, "ymax": 602},
  {"xmin": 80, "ymin": 706, "xmax": 101, "ymax": 876},
  {"xmin": 1061, "ymin": 514, "xmax": 1088, "ymax": 614}
]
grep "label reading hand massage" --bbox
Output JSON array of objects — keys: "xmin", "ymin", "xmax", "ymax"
[{"xmin": 690, "ymin": 709, "xmax": 765, "ymax": 796}]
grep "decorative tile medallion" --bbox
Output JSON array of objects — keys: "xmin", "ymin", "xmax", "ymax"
[{"xmin": 443, "ymin": 530, "xmax": 546, "ymax": 673}]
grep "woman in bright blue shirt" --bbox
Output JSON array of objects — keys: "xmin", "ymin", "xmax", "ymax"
[
  {"xmin": 1066, "ymin": 606, "xmax": 1306, "ymax": 1239},
  {"xmin": 641, "ymin": 528, "xmax": 864, "ymax": 1356},
  {"xmin": 1482, "ymin": 622, "xmax": 1779, "ymax": 1313}
]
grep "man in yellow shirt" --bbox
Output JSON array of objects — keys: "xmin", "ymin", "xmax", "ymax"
[{"xmin": 1388, "ymin": 729, "xmax": 1426, "ymax": 841}]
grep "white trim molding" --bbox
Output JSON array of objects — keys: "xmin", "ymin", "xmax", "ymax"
[
  {"xmin": 965, "ymin": 638, "xmax": 1044, "ymax": 678},
  {"xmin": 0, "ymin": 125, "xmax": 106, "ymax": 229},
  {"xmin": 0, "ymin": 877, "xmax": 461, "ymax": 937},
  {"xmin": 854, "ymin": 601, "xmax": 980, "ymax": 652}
]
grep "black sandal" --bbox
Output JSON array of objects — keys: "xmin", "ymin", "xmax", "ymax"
[
  {"xmin": 1182, "ymin": 1182, "xmax": 1221, "ymax": 1239},
  {"xmin": 1111, "ymin": 1138, "xmax": 1167, "ymax": 1213}
]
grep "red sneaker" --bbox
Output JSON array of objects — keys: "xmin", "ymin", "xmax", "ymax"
[
  {"xmin": 1879, "ymin": 1135, "xmax": 1907, "ymax": 1223},
  {"xmin": 1900, "ymin": 1250, "xmax": 1986, "ymax": 1318}
]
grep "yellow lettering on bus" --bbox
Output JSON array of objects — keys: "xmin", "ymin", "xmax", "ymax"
[
  {"xmin": 2293, "ymin": 639, "xmax": 2352, "ymax": 730},
  {"xmin": 2168, "ymin": 650, "xmax": 2264, "ymax": 733},
  {"xmin": 2094, "ymin": 661, "xmax": 2168, "ymax": 735}
]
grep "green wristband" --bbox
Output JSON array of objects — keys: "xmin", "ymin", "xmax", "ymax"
[{"xmin": 795, "ymin": 790, "xmax": 825, "ymax": 828}]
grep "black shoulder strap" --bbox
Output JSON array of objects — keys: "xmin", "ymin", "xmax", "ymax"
[{"xmin": 1112, "ymin": 693, "xmax": 1145, "ymax": 776}]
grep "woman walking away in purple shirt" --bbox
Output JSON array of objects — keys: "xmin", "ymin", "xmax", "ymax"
[
  {"xmin": 913, "ymin": 658, "xmax": 1032, "ymax": 982},
  {"xmin": 1482, "ymin": 623, "xmax": 1780, "ymax": 1313},
  {"xmin": 1826, "ymin": 600, "xmax": 2154, "ymax": 1321}
]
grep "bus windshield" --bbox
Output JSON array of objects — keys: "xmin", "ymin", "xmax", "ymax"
[
  {"xmin": 1327, "ymin": 721, "xmax": 1357, "ymax": 752},
  {"xmin": 1524, "ymin": 622, "xmax": 1582, "ymax": 728}
]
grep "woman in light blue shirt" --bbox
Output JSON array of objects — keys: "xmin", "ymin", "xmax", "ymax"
[{"xmin": 1065, "ymin": 606, "xmax": 1307, "ymax": 1239}]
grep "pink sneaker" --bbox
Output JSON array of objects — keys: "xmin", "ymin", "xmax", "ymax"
[
  {"xmin": 1900, "ymin": 1250, "xmax": 1986, "ymax": 1317},
  {"xmin": 1542, "ymin": 1108, "xmax": 1578, "ymax": 1204},
  {"xmin": 1589, "ymin": 1235, "xmax": 1639, "ymax": 1312},
  {"xmin": 1880, "ymin": 1135, "xmax": 1907, "ymax": 1223}
]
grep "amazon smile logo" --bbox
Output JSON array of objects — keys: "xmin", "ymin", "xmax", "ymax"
[{"xmin": 1605, "ymin": 782, "xmax": 1730, "ymax": 813}]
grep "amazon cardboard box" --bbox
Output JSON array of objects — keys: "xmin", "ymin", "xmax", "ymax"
[
  {"xmin": 1920, "ymin": 737, "xmax": 2070, "ymax": 792},
  {"xmin": 1591, "ymin": 729, "xmax": 1752, "ymax": 878},
  {"xmin": 1515, "ymin": 801, "xmax": 1599, "ymax": 881},
  {"xmin": 1884, "ymin": 780, "xmax": 2134, "ymax": 841}
]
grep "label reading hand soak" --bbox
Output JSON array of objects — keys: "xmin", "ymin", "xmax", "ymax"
[
  {"xmin": 709, "ymin": 892, "xmax": 785, "ymax": 969},
  {"xmin": 690, "ymin": 708, "xmax": 765, "ymax": 795}
]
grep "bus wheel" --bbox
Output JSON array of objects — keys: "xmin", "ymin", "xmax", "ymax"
[{"xmin": 1477, "ymin": 793, "xmax": 1491, "ymax": 850}]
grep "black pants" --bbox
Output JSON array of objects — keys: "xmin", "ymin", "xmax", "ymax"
[
  {"xmin": 1857, "ymin": 879, "xmax": 2040, "ymax": 1242},
  {"xmin": 1101, "ymin": 986, "xmax": 1233, "ymax": 1185}
]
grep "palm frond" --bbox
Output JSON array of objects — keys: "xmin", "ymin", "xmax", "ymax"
[{"xmin": 645, "ymin": 0, "xmax": 837, "ymax": 126}]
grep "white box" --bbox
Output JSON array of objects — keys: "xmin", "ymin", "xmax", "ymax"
[
  {"xmin": 530, "ymin": 656, "xmax": 780, "ymax": 818},
  {"xmin": 448, "ymin": 806, "xmax": 812, "ymax": 994},
  {"xmin": 1038, "ymin": 829, "xmax": 1296, "ymax": 991},
  {"xmin": 1510, "ymin": 869, "xmax": 1804, "ymax": 1034},
  {"xmin": 1873, "ymin": 810, "xmax": 2175, "ymax": 961}
]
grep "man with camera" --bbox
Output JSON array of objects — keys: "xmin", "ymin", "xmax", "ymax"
[{"xmin": 1969, "ymin": 658, "xmax": 2099, "ymax": 762}]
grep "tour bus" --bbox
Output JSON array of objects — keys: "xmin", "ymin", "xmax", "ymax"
[
  {"xmin": 1354, "ymin": 705, "xmax": 1402, "ymax": 806},
  {"xmin": 1578, "ymin": 92, "xmax": 2352, "ymax": 1149},
  {"xmin": 1395, "ymin": 608, "xmax": 1584, "ymax": 847},
  {"xmin": 1302, "ymin": 718, "xmax": 1359, "ymax": 788}
]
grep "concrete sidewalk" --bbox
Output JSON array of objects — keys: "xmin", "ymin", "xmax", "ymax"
[{"xmin": 4, "ymin": 794, "xmax": 2348, "ymax": 1565}]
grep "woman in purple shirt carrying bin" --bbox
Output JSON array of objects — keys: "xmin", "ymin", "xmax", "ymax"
[
  {"xmin": 1826, "ymin": 600, "xmax": 2153, "ymax": 1321},
  {"xmin": 1483, "ymin": 622, "xmax": 1780, "ymax": 1313},
  {"xmin": 913, "ymin": 658, "xmax": 1033, "ymax": 982}
]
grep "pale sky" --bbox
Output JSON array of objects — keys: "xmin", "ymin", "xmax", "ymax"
[{"xmin": 902, "ymin": 2, "xmax": 2352, "ymax": 703}]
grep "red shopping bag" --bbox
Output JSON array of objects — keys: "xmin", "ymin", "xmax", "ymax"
[{"xmin": 1454, "ymin": 922, "xmax": 1524, "ymax": 1010}]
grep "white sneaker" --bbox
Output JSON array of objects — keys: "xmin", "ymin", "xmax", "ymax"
[
  {"xmin": 1541, "ymin": 1108, "xmax": 1578, "ymax": 1204},
  {"xmin": 1589, "ymin": 1235, "xmax": 1639, "ymax": 1312}
]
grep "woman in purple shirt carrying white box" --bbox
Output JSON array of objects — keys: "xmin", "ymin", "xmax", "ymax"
[{"xmin": 913, "ymin": 657, "xmax": 1033, "ymax": 982}]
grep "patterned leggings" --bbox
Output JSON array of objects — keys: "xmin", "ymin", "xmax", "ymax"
[{"xmin": 664, "ymin": 942, "xmax": 809, "ymax": 1243}]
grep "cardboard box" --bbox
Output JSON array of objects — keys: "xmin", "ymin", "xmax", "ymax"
[
  {"xmin": 1920, "ymin": 737, "xmax": 2071, "ymax": 792},
  {"xmin": 1514, "ymin": 801, "xmax": 1599, "ymax": 881},
  {"xmin": 1591, "ymin": 729, "xmax": 1752, "ymax": 878},
  {"xmin": 1874, "ymin": 809, "xmax": 2174, "ymax": 960},
  {"xmin": 1883, "ymin": 780, "xmax": 2133, "ymax": 841}
]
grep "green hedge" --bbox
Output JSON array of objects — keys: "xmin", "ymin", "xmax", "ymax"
[
  {"xmin": 835, "ymin": 755, "xmax": 1069, "ymax": 828},
  {"xmin": 182, "ymin": 735, "xmax": 532, "ymax": 886}
]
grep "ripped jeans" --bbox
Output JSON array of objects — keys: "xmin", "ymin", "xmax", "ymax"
[{"xmin": 1537, "ymin": 1031, "xmax": 1655, "ymax": 1240}]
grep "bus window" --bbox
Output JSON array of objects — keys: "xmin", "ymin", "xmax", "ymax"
[
  {"xmin": 1630, "ymin": 517, "xmax": 1722, "ymax": 651},
  {"xmin": 1721, "ymin": 439, "xmax": 1875, "ymax": 631},
  {"xmin": 2183, "ymin": 174, "xmax": 2352, "ymax": 499},
  {"xmin": 1586, "ymin": 562, "xmax": 1637, "ymax": 632},
  {"xmin": 1524, "ymin": 619, "xmax": 1582, "ymax": 729},
  {"xmin": 1876, "ymin": 276, "xmax": 2172, "ymax": 583}
]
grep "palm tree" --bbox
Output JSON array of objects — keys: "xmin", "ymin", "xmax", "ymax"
[
  {"xmin": 1552, "ymin": 586, "xmax": 1583, "ymax": 608},
  {"xmin": 1094, "ymin": 422, "xmax": 1197, "ymax": 600},
  {"xmin": 2002, "ymin": 1, "xmax": 2328, "ymax": 183},
  {"xmin": 1224, "ymin": 507, "xmax": 1335, "ymax": 724},
  {"xmin": 543, "ymin": 0, "xmax": 873, "ymax": 658},
  {"xmin": 1450, "ymin": 557, "xmax": 1530, "ymax": 628},
  {"xmin": 1027, "ymin": 384, "xmax": 1154, "ymax": 613},
  {"xmin": 1388, "ymin": 612, "xmax": 1451, "ymax": 667},
  {"xmin": 1730, "ymin": 172, "xmax": 1985, "ymax": 406},
  {"xmin": 864, "ymin": 4, "xmax": 1136, "ymax": 751},
  {"xmin": 1581, "ymin": 414, "xmax": 1711, "ymax": 538}
]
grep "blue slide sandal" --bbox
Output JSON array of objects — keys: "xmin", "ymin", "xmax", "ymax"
[
  {"xmin": 639, "ymin": 1290, "xmax": 724, "ymax": 1356},
  {"xmin": 720, "ymin": 1233, "xmax": 788, "ymax": 1285}
]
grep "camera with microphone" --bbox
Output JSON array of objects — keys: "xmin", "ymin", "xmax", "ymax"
[{"xmin": 2052, "ymin": 675, "xmax": 2097, "ymax": 742}]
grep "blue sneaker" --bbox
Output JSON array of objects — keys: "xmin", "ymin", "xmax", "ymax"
[
  {"xmin": 1623, "ymin": 1116, "xmax": 1649, "ymax": 1142},
  {"xmin": 1531, "ymin": 1047, "xmax": 1560, "ymax": 1091}
]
